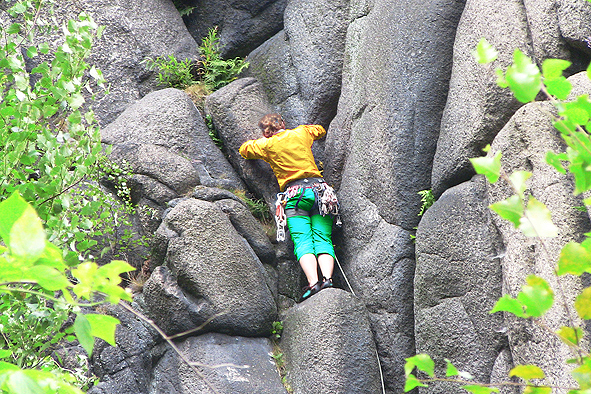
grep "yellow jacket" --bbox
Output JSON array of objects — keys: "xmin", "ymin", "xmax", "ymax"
[{"xmin": 239, "ymin": 124, "xmax": 325, "ymax": 191}]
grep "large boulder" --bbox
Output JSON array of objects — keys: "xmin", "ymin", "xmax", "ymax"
[
  {"xmin": 102, "ymin": 88, "xmax": 244, "ymax": 201},
  {"xmin": 143, "ymin": 198, "xmax": 278, "ymax": 337},
  {"xmin": 150, "ymin": 333, "xmax": 287, "ymax": 393},
  {"xmin": 281, "ymin": 288, "xmax": 382, "ymax": 393},
  {"xmin": 432, "ymin": 0, "xmax": 591, "ymax": 198},
  {"xmin": 322, "ymin": 0, "xmax": 466, "ymax": 391},
  {"xmin": 244, "ymin": 0, "xmax": 350, "ymax": 129},
  {"xmin": 431, "ymin": 0, "xmax": 532, "ymax": 198},
  {"xmin": 487, "ymin": 99, "xmax": 590, "ymax": 389},
  {"xmin": 205, "ymin": 78, "xmax": 279, "ymax": 206},
  {"xmin": 415, "ymin": 176, "xmax": 509, "ymax": 393},
  {"xmin": 181, "ymin": 0, "xmax": 288, "ymax": 58},
  {"xmin": 47, "ymin": 0, "xmax": 199, "ymax": 126}
]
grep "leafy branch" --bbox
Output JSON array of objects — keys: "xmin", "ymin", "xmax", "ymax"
[{"xmin": 406, "ymin": 36, "xmax": 591, "ymax": 394}]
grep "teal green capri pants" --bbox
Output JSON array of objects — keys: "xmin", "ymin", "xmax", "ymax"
[{"xmin": 285, "ymin": 188, "xmax": 335, "ymax": 261}]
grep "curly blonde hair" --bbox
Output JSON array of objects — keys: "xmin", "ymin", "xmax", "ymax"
[{"xmin": 258, "ymin": 113, "xmax": 284, "ymax": 138}]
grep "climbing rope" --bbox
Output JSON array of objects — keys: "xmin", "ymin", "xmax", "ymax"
[{"xmin": 333, "ymin": 252, "xmax": 386, "ymax": 394}]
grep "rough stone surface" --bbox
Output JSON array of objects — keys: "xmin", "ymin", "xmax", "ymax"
[
  {"xmin": 87, "ymin": 303, "xmax": 159, "ymax": 394},
  {"xmin": 205, "ymin": 78, "xmax": 279, "ymax": 206},
  {"xmin": 281, "ymin": 288, "xmax": 382, "ymax": 394},
  {"xmin": 488, "ymin": 100, "xmax": 591, "ymax": 390},
  {"xmin": 102, "ymin": 88, "xmax": 244, "ymax": 202},
  {"xmin": 182, "ymin": 0, "xmax": 288, "ymax": 58},
  {"xmin": 431, "ymin": 0, "xmax": 532, "ymax": 198},
  {"xmin": 557, "ymin": 0, "xmax": 591, "ymax": 54},
  {"xmin": 48, "ymin": 0, "xmax": 199, "ymax": 126},
  {"xmin": 322, "ymin": 0, "xmax": 466, "ymax": 391},
  {"xmin": 244, "ymin": 0, "xmax": 350, "ymax": 129},
  {"xmin": 241, "ymin": 31, "xmax": 305, "ymax": 128},
  {"xmin": 150, "ymin": 333, "xmax": 287, "ymax": 394},
  {"xmin": 143, "ymin": 198, "xmax": 278, "ymax": 337},
  {"xmin": 214, "ymin": 198, "xmax": 276, "ymax": 266},
  {"xmin": 415, "ymin": 176, "xmax": 507, "ymax": 393}
]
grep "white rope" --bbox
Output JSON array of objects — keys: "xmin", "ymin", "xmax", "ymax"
[{"xmin": 333, "ymin": 252, "xmax": 386, "ymax": 394}]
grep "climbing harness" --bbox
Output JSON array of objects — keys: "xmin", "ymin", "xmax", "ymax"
[{"xmin": 274, "ymin": 178, "xmax": 341, "ymax": 242}]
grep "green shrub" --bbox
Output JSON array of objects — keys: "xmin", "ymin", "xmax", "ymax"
[
  {"xmin": 198, "ymin": 26, "xmax": 249, "ymax": 91},
  {"xmin": 142, "ymin": 54, "xmax": 196, "ymax": 89}
]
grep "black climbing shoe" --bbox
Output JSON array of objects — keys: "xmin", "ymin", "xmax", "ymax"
[
  {"xmin": 299, "ymin": 281, "xmax": 322, "ymax": 302},
  {"xmin": 320, "ymin": 277, "xmax": 333, "ymax": 290}
]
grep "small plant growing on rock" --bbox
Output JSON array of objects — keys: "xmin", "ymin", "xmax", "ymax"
[
  {"xmin": 198, "ymin": 26, "xmax": 249, "ymax": 91},
  {"xmin": 142, "ymin": 55, "xmax": 196, "ymax": 89}
]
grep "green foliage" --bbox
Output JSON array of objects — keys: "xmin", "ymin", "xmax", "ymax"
[
  {"xmin": 472, "ymin": 38, "xmax": 498, "ymax": 64},
  {"xmin": 142, "ymin": 55, "xmax": 196, "ymax": 89},
  {"xmin": 406, "ymin": 35, "xmax": 591, "ymax": 393},
  {"xmin": 172, "ymin": 0, "xmax": 196, "ymax": 16},
  {"xmin": 142, "ymin": 26, "xmax": 249, "ymax": 93},
  {"xmin": 0, "ymin": 0, "xmax": 139, "ymax": 267},
  {"xmin": 198, "ymin": 26, "xmax": 249, "ymax": 91},
  {"xmin": 0, "ymin": 193, "xmax": 135, "ymax": 393},
  {"xmin": 271, "ymin": 321, "xmax": 283, "ymax": 340},
  {"xmin": 205, "ymin": 114, "xmax": 223, "ymax": 150},
  {"xmin": 234, "ymin": 190, "xmax": 272, "ymax": 223},
  {"xmin": 417, "ymin": 189, "xmax": 435, "ymax": 216}
]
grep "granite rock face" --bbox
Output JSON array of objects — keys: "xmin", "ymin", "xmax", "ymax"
[
  {"xmin": 415, "ymin": 177, "xmax": 508, "ymax": 392},
  {"xmin": 150, "ymin": 333, "xmax": 287, "ymax": 394},
  {"xmin": 44, "ymin": 0, "xmax": 199, "ymax": 126},
  {"xmin": 281, "ymin": 289, "xmax": 382, "ymax": 394},
  {"xmin": 143, "ymin": 198, "xmax": 278, "ymax": 337},
  {"xmin": 181, "ymin": 0, "xmax": 288, "ymax": 58}
]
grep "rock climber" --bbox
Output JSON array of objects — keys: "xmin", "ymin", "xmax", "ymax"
[{"xmin": 239, "ymin": 113, "xmax": 340, "ymax": 302}]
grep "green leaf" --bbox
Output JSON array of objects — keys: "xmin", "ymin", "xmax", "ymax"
[
  {"xmin": 490, "ymin": 195, "xmax": 523, "ymax": 227},
  {"xmin": 563, "ymin": 106, "xmax": 590, "ymax": 126},
  {"xmin": 470, "ymin": 150, "xmax": 502, "ymax": 183},
  {"xmin": 472, "ymin": 38, "xmax": 498, "ymax": 64},
  {"xmin": 490, "ymin": 294, "xmax": 526, "ymax": 317},
  {"xmin": 509, "ymin": 171, "xmax": 532, "ymax": 198},
  {"xmin": 24, "ymin": 265, "xmax": 70, "ymax": 291},
  {"xmin": 5, "ymin": 370, "xmax": 44, "ymax": 394},
  {"xmin": 26, "ymin": 46, "xmax": 38, "ymax": 58},
  {"xmin": 542, "ymin": 58, "xmax": 571, "ymax": 80},
  {"xmin": 517, "ymin": 275, "xmax": 554, "ymax": 318},
  {"xmin": 523, "ymin": 386, "xmax": 552, "ymax": 394},
  {"xmin": 0, "ymin": 192, "xmax": 28, "ymax": 244},
  {"xmin": 74, "ymin": 313, "xmax": 94, "ymax": 357},
  {"xmin": 0, "ymin": 350, "xmax": 11, "ymax": 359},
  {"xmin": 557, "ymin": 240, "xmax": 591, "ymax": 276},
  {"xmin": 9, "ymin": 205, "xmax": 46, "ymax": 262},
  {"xmin": 6, "ymin": 23, "xmax": 21, "ymax": 35},
  {"xmin": 545, "ymin": 77, "xmax": 572, "ymax": 100},
  {"xmin": 519, "ymin": 197, "xmax": 558, "ymax": 237},
  {"xmin": 86, "ymin": 314, "xmax": 119, "ymax": 346},
  {"xmin": 509, "ymin": 365, "xmax": 546, "ymax": 380},
  {"xmin": 404, "ymin": 374, "xmax": 428, "ymax": 392},
  {"xmin": 505, "ymin": 49, "xmax": 541, "ymax": 103},
  {"xmin": 572, "ymin": 358, "xmax": 591, "ymax": 390},
  {"xmin": 575, "ymin": 287, "xmax": 591, "ymax": 319},
  {"xmin": 404, "ymin": 354, "xmax": 435, "ymax": 377},
  {"xmin": 445, "ymin": 359, "xmax": 459, "ymax": 377},
  {"xmin": 462, "ymin": 385, "xmax": 499, "ymax": 394},
  {"xmin": 496, "ymin": 67, "xmax": 508, "ymax": 88},
  {"xmin": 546, "ymin": 151, "xmax": 567, "ymax": 174},
  {"xmin": 556, "ymin": 326, "xmax": 584, "ymax": 347}
]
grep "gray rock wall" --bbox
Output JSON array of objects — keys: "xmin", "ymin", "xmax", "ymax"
[
  {"xmin": 322, "ymin": 0, "xmax": 466, "ymax": 391},
  {"xmin": 36, "ymin": 0, "xmax": 591, "ymax": 393}
]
